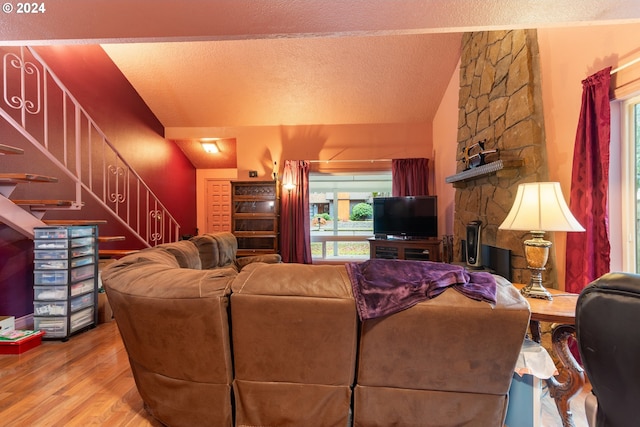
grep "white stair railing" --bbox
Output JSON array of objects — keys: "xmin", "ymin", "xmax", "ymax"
[{"xmin": 0, "ymin": 46, "xmax": 180, "ymax": 246}]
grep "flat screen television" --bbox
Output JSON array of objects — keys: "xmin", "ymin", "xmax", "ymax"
[{"xmin": 373, "ymin": 196, "xmax": 438, "ymax": 239}]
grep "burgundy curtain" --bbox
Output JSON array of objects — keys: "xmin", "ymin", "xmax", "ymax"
[
  {"xmin": 565, "ymin": 68, "xmax": 611, "ymax": 294},
  {"xmin": 280, "ymin": 160, "xmax": 312, "ymax": 264},
  {"xmin": 392, "ymin": 158, "xmax": 429, "ymax": 196}
]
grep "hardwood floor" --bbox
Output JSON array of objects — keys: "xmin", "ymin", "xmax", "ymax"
[
  {"xmin": 1, "ymin": 320, "xmax": 589, "ymax": 427},
  {"xmin": 0, "ymin": 321, "xmax": 161, "ymax": 427}
]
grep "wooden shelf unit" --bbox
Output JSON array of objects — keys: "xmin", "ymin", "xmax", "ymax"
[{"xmin": 231, "ymin": 181, "xmax": 279, "ymax": 256}]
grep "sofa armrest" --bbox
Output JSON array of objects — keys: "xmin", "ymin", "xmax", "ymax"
[{"xmin": 236, "ymin": 254, "xmax": 282, "ymax": 270}]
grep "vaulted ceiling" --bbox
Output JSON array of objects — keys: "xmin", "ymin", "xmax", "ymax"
[
  {"xmin": 95, "ymin": 0, "xmax": 640, "ymax": 133},
  {"xmin": 102, "ymin": 33, "xmax": 462, "ymax": 129},
  {"xmin": 3, "ymin": 0, "xmax": 640, "ymax": 167}
]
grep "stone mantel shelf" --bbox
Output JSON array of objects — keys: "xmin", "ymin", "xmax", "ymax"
[{"xmin": 445, "ymin": 159, "xmax": 523, "ymax": 185}]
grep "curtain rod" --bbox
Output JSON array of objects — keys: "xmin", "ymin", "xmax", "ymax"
[
  {"xmin": 307, "ymin": 159, "xmax": 392, "ymax": 163},
  {"xmin": 611, "ymin": 57, "xmax": 640, "ymax": 75}
]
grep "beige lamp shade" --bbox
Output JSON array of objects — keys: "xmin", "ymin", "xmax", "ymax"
[{"xmin": 499, "ymin": 182, "xmax": 584, "ymax": 232}]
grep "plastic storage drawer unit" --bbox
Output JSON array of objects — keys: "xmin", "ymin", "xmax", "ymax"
[{"xmin": 33, "ymin": 225, "xmax": 99, "ymax": 340}]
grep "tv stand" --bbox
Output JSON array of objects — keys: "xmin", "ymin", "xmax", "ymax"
[{"xmin": 369, "ymin": 238, "xmax": 442, "ymax": 262}]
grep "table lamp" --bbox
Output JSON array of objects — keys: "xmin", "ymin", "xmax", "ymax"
[{"xmin": 499, "ymin": 182, "xmax": 584, "ymax": 300}]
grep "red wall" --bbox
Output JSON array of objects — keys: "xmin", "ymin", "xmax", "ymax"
[
  {"xmin": 0, "ymin": 45, "xmax": 196, "ymax": 318},
  {"xmin": 33, "ymin": 45, "xmax": 197, "ymax": 236}
]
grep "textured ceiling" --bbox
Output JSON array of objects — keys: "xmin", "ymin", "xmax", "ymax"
[
  {"xmin": 102, "ymin": 32, "xmax": 463, "ymax": 168},
  {"xmin": 96, "ymin": 1, "xmax": 640, "ymax": 136},
  {"xmin": 102, "ymin": 33, "xmax": 462, "ymax": 128},
  {"xmin": 5, "ymin": 0, "xmax": 638, "ymax": 168}
]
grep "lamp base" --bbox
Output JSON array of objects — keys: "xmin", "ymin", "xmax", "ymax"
[
  {"xmin": 521, "ymin": 266, "xmax": 553, "ymax": 300},
  {"xmin": 520, "ymin": 283, "xmax": 553, "ymax": 300}
]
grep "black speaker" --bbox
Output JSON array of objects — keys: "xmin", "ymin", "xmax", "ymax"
[{"xmin": 466, "ymin": 220, "xmax": 482, "ymax": 268}]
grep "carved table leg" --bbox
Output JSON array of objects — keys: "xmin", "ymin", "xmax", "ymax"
[{"xmin": 545, "ymin": 324, "xmax": 586, "ymax": 427}]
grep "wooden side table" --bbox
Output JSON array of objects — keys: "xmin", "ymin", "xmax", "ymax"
[{"xmin": 514, "ymin": 284, "xmax": 585, "ymax": 427}]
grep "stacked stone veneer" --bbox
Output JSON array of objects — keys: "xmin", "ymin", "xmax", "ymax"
[{"xmin": 453, "ymin": 29, "xmax": 555, "ymax": 287}]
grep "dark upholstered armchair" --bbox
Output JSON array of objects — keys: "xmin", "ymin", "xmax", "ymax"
[{"xmin": 576, "ymin": 272, "xmax": 640, "ymax": 427}]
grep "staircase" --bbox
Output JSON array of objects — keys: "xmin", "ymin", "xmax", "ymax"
[
  {"xmin": 0, "ymin": 145, "xmax": 52, "ymax": 237},
  {"xmin": 0, "ymin": 146, "xmax": 127, "ymax": 258},
  {"xmin": 0, "ymin": 46, "xmax": 180, "ymax": 247}
]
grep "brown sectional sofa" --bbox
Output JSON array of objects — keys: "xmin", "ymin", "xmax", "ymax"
[{"xmin": 101, "ymin": 233, "xmax": 530, "ymax": 427}]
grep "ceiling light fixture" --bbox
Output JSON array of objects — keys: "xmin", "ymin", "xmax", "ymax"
[{"xmin": 201, "ymin": 140, "xmax": 220, "ymax": 154}]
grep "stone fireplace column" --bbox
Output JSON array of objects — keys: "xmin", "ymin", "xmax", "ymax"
[{"xmin": 452, "ymin": 29, "xmax": 555, "ymax": 287}]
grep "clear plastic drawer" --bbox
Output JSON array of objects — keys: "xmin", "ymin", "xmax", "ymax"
[
  {"xmin": 34, "ymin": 259, "xmax": 68, "ymax": 270},
  {"xmin": 34, "ymin": 228, "xmax": 70, "ymax": 240},
  {"xmin": 70, "ymin": 265, "xmax": 94, "ymax": 282},
  {"xmin": 70, "ymin": 255, "xmax": 93, "ymax": 268},
  {"xmin": 34, "ymin": 270, "xmax": 68, "ymax": 285},
  {"xmin": 70, "ymin": 307, "xmax": 94, "ymax": 333},
  {"xmin": 34, "ymin": 286, "xmax": 68, "ymax": 301},
  {"xmin": 70, "ymin": 227, "xmax": 94, "ymax": 238},
  {"xmin": 70, "ymin": 293, "xmax": 94, "ymax": 312},
  {"xmin": 34, "ymin": 240, "xmax": 68, "ymax": 250},
  {"xmin": 70, "ymin": 236, "xmax": 94, "ymax": 247},
  {"xmin": 34, "ymin": 316, "xmax": 67, "ymax": 338},
  {"xmin": 70, "ymin": 278, "xmax": 94, "ymax": 297},
  {"xmin": 71, "ymin": 246, "xmax": 94, "ymax": 258},
  {"xmin": 34, "ymin": 249, "xmax": 68, "ymax": 260},
  {"xmin": 34, "ymin": 301, "xmax": 67, "ymax": 316}
]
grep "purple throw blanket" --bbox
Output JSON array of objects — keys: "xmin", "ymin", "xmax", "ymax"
[{"xmin": 345, "ymin": 259, "xmax": 497, "ymax": 320}]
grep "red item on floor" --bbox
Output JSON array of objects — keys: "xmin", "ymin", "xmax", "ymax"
[{"xmin": 0, "ymin": 331, "xmax": 45, "ymax": 355}]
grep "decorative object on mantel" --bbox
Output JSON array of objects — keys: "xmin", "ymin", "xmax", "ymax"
[
  {"xmin": 461, "ymin": 139, "xmax": 498, "ymax": 170},
  {"xmin": 499, "ymin": 182, "xmax": 585, "ymax": 300}
]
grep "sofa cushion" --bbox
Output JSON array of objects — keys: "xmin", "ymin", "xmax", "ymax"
[
  {"xmin": 235, "ymin": 253, "xmax": 282, "ymax": 270},
  {"xmin": 102, "ymin": 262, "xmax": 236, "ymax": 383},
  {"xmin": 354, "ymin": 385, "xmax": 508, "ymax": 427},
  {"xmin": 233, "ymin": 380, "xmax": 351, "ymax": 427},
  {"xmin": 106, "ymin": 246, "xmax": 180, "ymax": 270},
  {"xmin": 351, "ymin": 276, "xmax": 529, "ymax": 427},
  {"xmin": 232, "ymin": 262, "xmax": 353, "ymax": 298},
  {"xmin": 156, "ymin": 240, "xmax": 202, "ymax": 269},
  {"xmin": 208, "ymin": 232, "xmax": 238, "ymax": 268},
  {"xmin": 232, "ymin": 265, "xmax": 356, "ymax": 378},
  {"xmin": 136, "ymin": 366, "xmax": 232, "ymax": 427},
  {"xmin": 190, "ymin": 234, "xmax": 220, "ymax": 269},
  {"xmin": 355, "ymin": 277, "xmax": 529, "ymax": 395},
  {"xmin": 230, "ymin": 263, "xmax": 357, "ymax": 426}
]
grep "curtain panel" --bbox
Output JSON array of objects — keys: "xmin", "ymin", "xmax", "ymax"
[
  {"xmin": 280, "ymin": 160, "xmax": 312, "ymax": 264},
  {"xmin": 565, "ymin": 67, "xmax": 612, "ymax": 294},
  {"xmin": 392, "ymin": 158, "xmax": 430, "ymax": 197}
]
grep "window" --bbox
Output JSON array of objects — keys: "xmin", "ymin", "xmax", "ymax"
[
  {"xmin": 621, "ymin": 95, "xmax": 640, "ymax": 272},
  {"xmin": 309, "ymin": 172, "xmax": 392, "ymax": 260}
]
